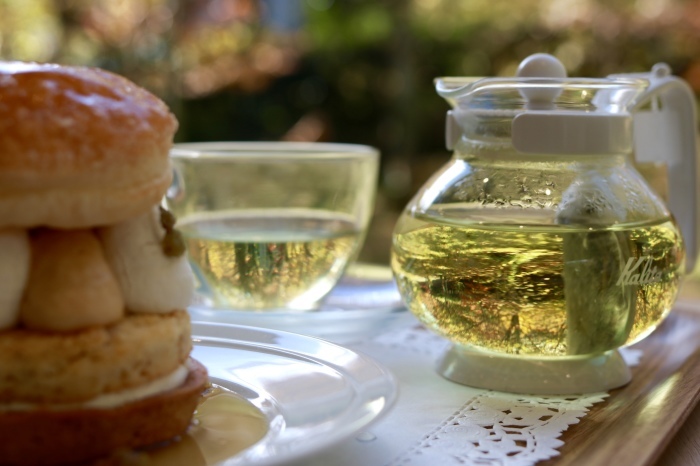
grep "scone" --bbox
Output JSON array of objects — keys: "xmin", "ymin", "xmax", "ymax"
[{"xmin": 0, "ymin": 62, "xmax": 207, "ymax": 465}]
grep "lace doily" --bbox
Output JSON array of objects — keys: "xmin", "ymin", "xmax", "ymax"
[
  {"xmin": 363, "ymin": 325, "xmax": 642, "ymax": 466},
  {"xmin": 389, "ymin": 391, "xmax": 607, "ymax": 466}
]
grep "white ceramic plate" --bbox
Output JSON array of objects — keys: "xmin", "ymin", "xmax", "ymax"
[
  {"xmin": 190, "ymin": 321, "xmax": 398, "ymax": 466},
  {"xmin": 189, "ymin": 264, "xmax": 416, "ymax": 344}
]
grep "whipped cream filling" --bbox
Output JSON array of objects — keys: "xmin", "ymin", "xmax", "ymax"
[
  {"xmin": 98, "ymin": 205, "xmax": 194, "ymax": 314},
  {"xmin": 0, "ymin": 204, "xmax": 194, "ymax": 334},
  {"xmin": 2, "ymin": 363, "xmax": 190, "ymax": 412}
]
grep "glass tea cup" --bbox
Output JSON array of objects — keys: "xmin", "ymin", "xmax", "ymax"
[{"xmin": 166, "ymin": 142, "xmax": 379, "ymax": 312}]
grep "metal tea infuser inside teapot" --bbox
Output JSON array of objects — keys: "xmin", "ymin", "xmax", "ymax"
[{"xmin": 391, "ymin": 53, "xmax": 699, "ymax": 394}]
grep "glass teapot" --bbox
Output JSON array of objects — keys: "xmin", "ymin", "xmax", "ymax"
[{"xmin": 391, "ymin": 54, "xmax": 699, "ymax": 394}]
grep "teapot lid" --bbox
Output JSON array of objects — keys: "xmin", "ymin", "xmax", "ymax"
[{"xmin": 437, "ymin": 54, "xmax": 649, "ymax": 155}]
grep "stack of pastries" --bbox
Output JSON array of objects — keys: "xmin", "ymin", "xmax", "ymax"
[{"xmin": 0, "ymin": 62, "xmax": 207, "ymax": 465}]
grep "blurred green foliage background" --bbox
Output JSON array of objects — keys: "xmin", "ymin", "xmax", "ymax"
[{"xmin": 1, "ymin": 0, "xmax": 699, "ymax": 263}]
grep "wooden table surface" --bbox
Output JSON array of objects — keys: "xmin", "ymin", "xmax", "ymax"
[
  {"xmin": 657, "ymin": 405, "xmax": 700, "ymax": 465},
  {"xmin": 656, "ymin": 276, "xmax": 700, "ymax": 466}
]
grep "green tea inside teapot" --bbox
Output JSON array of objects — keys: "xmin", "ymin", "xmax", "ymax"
[{"xmin": 391, "ymin": 54, "xmax": 698, "ymax": 394}]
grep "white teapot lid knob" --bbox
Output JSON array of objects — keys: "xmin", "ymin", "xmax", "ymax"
[
  {"xmin": 516, "ymin": 53, "xmax": 567, "ymax": 109},
  {"xmin": 516, "ymin": 53, "xmax": 567, "ymax": 79}
]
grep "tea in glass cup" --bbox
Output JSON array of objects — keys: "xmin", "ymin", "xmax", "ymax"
[{"xmin": 166, "ymin": 142, "xmax": 379, "ymax": 312}]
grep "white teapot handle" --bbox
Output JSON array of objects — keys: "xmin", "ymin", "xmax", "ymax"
[{"xmin": 614, "ymin": 64, "xmax": 699, "ymax": 273}]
